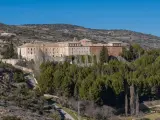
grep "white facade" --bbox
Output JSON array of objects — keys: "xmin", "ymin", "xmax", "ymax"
[
  {"xmin": 17, "ymin": 41, "xmax": 90, "ymax": 61},
  {"xmin": 17, "ymin": 39, "xmax": 125, "ymax": 61},
  {"xmin": 58, "ymin": 42, "xmax": 90, "ymax": 56}
]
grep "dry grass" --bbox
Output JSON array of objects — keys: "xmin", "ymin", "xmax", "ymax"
[
  {"xmin": 56, "ymin": 104, "xmax": 92, "ymax": 120},
  {"xmin": 119, "ymin": 113, "xmax": 160, "ymax": 120},
  {"xmin": 143, "ymin": 113, "xmax": 160, "ymax": 120}
]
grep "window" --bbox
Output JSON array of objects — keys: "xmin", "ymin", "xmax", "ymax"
[{"xmin": 27, "ymin": 48, "xmax": 30, "ymax": 54}]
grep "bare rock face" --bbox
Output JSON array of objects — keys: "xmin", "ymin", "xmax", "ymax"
[{"xmin": 0, "ymin": 23, "xmax": 160, "ymax": 49}]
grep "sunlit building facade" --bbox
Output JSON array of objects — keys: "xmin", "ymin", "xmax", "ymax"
[{"xmin": 17, "ymin": 39, "xmax": 125, "ymax": 61}]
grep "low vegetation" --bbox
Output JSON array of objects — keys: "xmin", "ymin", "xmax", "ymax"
[
  {"xmin": 0, "ymin": 62, "xmax": 61, "ymax": 120},
  {"xmin": 1, "ymin": 23, "xmax": 160, "ymax": 50},
  {"xmin": 50, "ymin": 111, "xmax": 61, "ymax": 120},
  {"xmin": 2, "ymin": 116, "xmax": 21, "ymax": 120},
  {"xmin": 1, "ymin": 40, "xmax": 18, "ymax": 59}
]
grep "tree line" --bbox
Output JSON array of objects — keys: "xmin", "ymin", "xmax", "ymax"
[{"xmin": 37, "ymin": 44, "xmax": 160, "ymax": 117}]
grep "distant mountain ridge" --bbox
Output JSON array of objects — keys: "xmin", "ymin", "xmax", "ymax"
[{"xmin": 0, "ymin": 23, "xmax": 160, "ymax": 48}]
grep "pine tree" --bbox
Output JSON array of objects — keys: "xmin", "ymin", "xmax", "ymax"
[
  {"xmin": 99, "ymin": 46, "xmax": 108, "ymax": 64},
  {"xmin": 19, "ymin": 49, "xmax": 22, "ymax": 59},
  {"xmin": 9, "ymin": 41, "xmax": 15, "ymax": 58}
]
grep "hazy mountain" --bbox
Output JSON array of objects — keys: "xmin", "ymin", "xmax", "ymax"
[{"xmin": 0, "ymin": 23, "xmax": 160, "ymax": 48}]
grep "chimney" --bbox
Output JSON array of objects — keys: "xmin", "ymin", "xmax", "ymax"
[{"xmin": 73, "ymin": 37, "xmax": 77, "ymax": 41}]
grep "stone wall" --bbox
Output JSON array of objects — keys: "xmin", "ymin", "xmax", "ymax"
[
  {"xmin": 90, "ymin": 46, "xmax": 122, "ymax": 57},
  {"xmin": 107, "ymin": 46, "xmax": 122, "ymax": 56},
  {"xmin": 1, "ymin": 59, "xmax": 19, "ymax": 65},
  {"xmin": 1, "ymin": 59, "xmax": 33, "ymax": 73},
  {"xmin": 14, "ymin": 65, "xmax": 33, "ymax": 73},
  {"xmin": 53, "ymin": 57, "xmax": 66, "ymax": 62}
]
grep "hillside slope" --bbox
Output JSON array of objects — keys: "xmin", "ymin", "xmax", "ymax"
[{"xmin": 0, "ymin": 23, "xmax": 160, "ymax": 48}]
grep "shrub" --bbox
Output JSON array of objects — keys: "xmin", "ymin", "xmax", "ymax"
[
  {"xmin": 2, "ymin": 116, "xmax": 21, "ymax": 120},
  {"xmin": 13, "ymin": 72, "xmax": 25, "ymax": 83},
  {"xmin": 140, "ymin": 118, "xmax": 151, "ymax": 120},
  {"xmin": 50, "ymin": 111, "xmax": 62, "ymax": 120}
]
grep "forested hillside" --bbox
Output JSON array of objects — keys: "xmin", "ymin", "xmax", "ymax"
[{"xmin": 38, "ymin": 44, "xmax": 160, "ymax": 119}]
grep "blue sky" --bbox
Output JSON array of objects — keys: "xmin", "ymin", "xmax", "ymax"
[{"xmin": 0, "ymin": 0, "xmax": 160, "ymax": 36}]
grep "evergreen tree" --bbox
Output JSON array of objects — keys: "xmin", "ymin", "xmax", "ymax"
[
  {"xmin": 99, "ymin": 46, "xmax": 108, "ymax": 64},
  {"xmin": 37, "ymin": 46, "xmax": 160, "ymax": 117},
  {"xmin": 19, "ymin": 49, "xmax": 22, "ymax": 59},
  {"xmin": 9, "ymin": 41, "xmax": 15, "ymax": 58}
]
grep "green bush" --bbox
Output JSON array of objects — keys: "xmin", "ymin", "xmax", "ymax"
[
  {"xmin": 50, "ymin": 111, "xmax": 61, "ymax": 120},
  {"xmin": 13, "ymin": 72, "xmax": 25, "ymax": 83},
  {"xmin": 2, "ymin": 116, "xmax": 21, "ymax": 120},
  {"xmin": 140, "ymin": 118, "xmax": 150, "ymax": 120}
]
